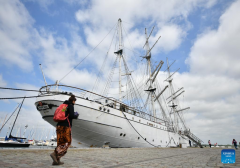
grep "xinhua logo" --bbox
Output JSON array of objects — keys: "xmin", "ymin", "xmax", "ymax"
[{"xmin": 221, "ymin": 149, "xmax": 235, "ymax": 164}]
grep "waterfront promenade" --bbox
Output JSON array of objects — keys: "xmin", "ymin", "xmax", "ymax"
[{"xmin": 0, "ymin": 147, "xmax": 239, "ymax": 168}]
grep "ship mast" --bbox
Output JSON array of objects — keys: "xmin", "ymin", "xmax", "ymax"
[
  {"xmin": 166, "ymin": 59, "xmax": 178, "ymax": 132},
  {"xmin": 165, "ymin": 58, "xmax": 190, "ymax": 133},
  {"xmin": 143, "ymin": 27, "xmax": 162, "ymax": 122},
  {"xmin": 118, "ymin": 19, "xmax": 123, "ymax": 101},
  {"xmin": 145, "ymin": 28, "xmax": 156, "ymax": 121}
]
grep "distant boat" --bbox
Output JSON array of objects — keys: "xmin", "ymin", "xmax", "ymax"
[
  {"xmin": 0, "ymin": 140, "xmax": 30, "ymax": 147},
  {"xmin": 0, "ymin": 98, "xmax": 30, "ymax": 148},
  {"xmin": 28, "ymin": 139, "xmax": 35, "ymax": 145},
  {"xmin": 47, "ymin": 138, "xmax": 57, "ymax": 147}
]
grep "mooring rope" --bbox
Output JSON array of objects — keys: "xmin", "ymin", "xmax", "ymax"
[
  {"xmin": 0, "ymin": 87, "xmax": 43, "ymax": 92},
  {"xmin": 121, "ymin": 111, "xmax": 159, "ymax": 147}
]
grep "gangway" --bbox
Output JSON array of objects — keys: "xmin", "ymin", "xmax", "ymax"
[{"xmin": 184, "ymin": 130, "xmax": 203, "ymax": 148}]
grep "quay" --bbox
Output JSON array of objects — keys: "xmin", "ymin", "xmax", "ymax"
[{"xmin": 0, "ymin": 148, "xmax": 239, "ymax": 168}]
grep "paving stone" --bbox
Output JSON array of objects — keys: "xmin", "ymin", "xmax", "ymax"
[{"xmin": 0, "ymin": 148, "xmax": 239, "ymax": 168}]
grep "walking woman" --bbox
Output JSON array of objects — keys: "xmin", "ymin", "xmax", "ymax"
[
  {"xmin": 208, "ymin": 140, "xmax": 211, "ymax": 148},
  {"xmin": 50, "ymin": 95, "xmax": 79, "ymax": 165}
]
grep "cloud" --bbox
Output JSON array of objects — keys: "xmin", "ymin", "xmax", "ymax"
[
  {"xmin": 37, "ymin": 25, "xmax": 103, "ymax": 88},
  {"xmin": 35, "ymin": 0, "xmax": 54, "ymax": 10},
  {"xmin": 0, "ymin": 0, "xmax": 217, "ymax": 84},
  {"xmin": 62, "ymin": 0, "xmax": 88, "ymax": 6},
  {"xmin": 23, "ymin": 0, "xmax": 55, "ymax": 11},
  {"xmin": 75, "ymin": 0, "xmax": 217, "ymax": 26},
  {"xmin": 186, "ymin": 0, "xmax": 240, "ymax": 78},
  {"xmin": 152, "ymin": 24, "xmax": 187, "ymax": 52},
  {"xmin": 0, "ymin": 0, "xmax": 37, "ymax": 71},
  {"xmin": 174, "ymin": 73, "xmax": 240, "ymax": 102},
  {"xmin": 0, "ymin": 74, "xmax": 7, "ymax": 87},
  {"xmin": 75, "ymin": 0, "xmax": 217, "ymax": 54},
  {"xmin": 174, "ymin": 0, "xmax": 240, "ymax": 144}
]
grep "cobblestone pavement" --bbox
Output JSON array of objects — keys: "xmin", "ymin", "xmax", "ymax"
[{"xmin": 0, "ymin": 147, "xmax": 239, "ymax": 168}]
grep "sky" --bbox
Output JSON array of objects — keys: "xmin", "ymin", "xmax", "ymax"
[{"xmin": 0, "ymin": 0, "xmax": 240, "ymax": 145}]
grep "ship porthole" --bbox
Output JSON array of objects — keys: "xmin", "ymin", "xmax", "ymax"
[
  {"xmin": 152, "ymin": 139, "xmax": 154, "ymax": 142},
  {"xmin": 145, "ymin": 138, "xmax": 146, "ymax": 141},
  {"xmin": 138, "ymin": 137, "xmax": 140, "ymax": 140},
  {"xmin": 123, "ymin": 134, "xmax": 126, "ymax": 137},
  {"xmin": 120, "ymin": 133, "xmax": 122, "ymax": 136},
  {"xmin": 103, "ymin": 108, "xmax": 106, "ymax": 111},
  {"xmin": 99, "ymin": 107, "xmax": 102, "ymax": 110},
  {"xmin": 107, "ymin": 109, "xmax": 110, "ymax": 113},
  {"xmin": 161, "ymin": 140, "xmax": 162, "ymax": 143}
]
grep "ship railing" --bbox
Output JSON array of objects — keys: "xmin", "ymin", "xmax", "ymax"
[
  {"xmin": 38, "ymin": 84, "xmax": 87, "ymax": 98},
  {"xmin": 39, "ymin": 84, "xmax": 168, "ymax": 126},
  {"xmin": 92, "ymin": 97, "xmax": 168, "ymax": 125},
  {"xmin": 184, "ymin": 130, "xmax": 204, "ymax": 144}
]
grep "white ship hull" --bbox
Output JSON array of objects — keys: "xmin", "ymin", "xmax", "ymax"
[{"xmin": 35, "ymin": 94, "xmax": 189, "ymax": 148}]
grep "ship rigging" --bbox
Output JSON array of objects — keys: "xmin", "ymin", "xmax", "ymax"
[{"xmin": 34, "ymin": 18, "xmax": 203, "ymax": 148}]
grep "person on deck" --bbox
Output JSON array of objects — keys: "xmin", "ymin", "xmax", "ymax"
[
  {"xmin": 208, "ymin": 140, "xmax": 211, "ymax": 148},
  {"xmin": 50, "ymin": 95, "xmax": 79, "ymax": 165},
  {"xmin": 232, "ymin": 139, "xmax": 238, "ymax": 149}
]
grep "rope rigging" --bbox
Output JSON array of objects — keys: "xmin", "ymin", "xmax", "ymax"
[
  {"xmin": 102, "ymin": 56, "xmax": 118, "ymax": 96},
  {"xmin": 59, "ymin": 22, "xmax": 118, "ymax": 83},
  {"xmin": 91, "ymin": 24, "xmax": 118, "ymax": 95},
  {"xmin": 0, "ymin": 103, "xmax": 20, "ymax": 132}
]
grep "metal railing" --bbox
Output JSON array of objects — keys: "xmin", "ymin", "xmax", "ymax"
[
  {"xmin": 184, "ymin": 130, "xmax": 203, "ymax": 148},
  {"xmin": 38, "ymin": 84, "xmax": 169, "ymax": 126}
]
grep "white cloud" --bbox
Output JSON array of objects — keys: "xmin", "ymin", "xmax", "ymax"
[
  {"xmin": 174, "ymin": 73, "xmax": 240, "ymax": 102},
  {"xmin": 62, "ymin": 0, "xmax": 88, "ymax": 6},
  {"xmin": 186, "ymin": 0, "xmax": 240, "ymax": 78},
  {"xmin": 0, "ymin": 0, "xmax": 37, "ymax": 71},
  {"xmin": 75, "ymin": 0, "xmax": 217, "ymax": 26},
  {"xmin": 75, "ymin": 0, "xmax": 217, "ymax": 54},
  {"xmin": 35, "ymin": 0, "xmax": 54, "ymax": 9},
  {"xmin": 173, "ymin": 0, "xmax": 240, "ymax": 144},
  {"xmin": 0, "ymin": 74, "xmax": 7, "ymax": 87},
  {"xmin": 23, "ymin": 0, "xmax": 54, "ymax": 10},
  {"xmin": 152, "ymin": 24, "xmax": 187, "ymax": 52},
  {"xmin": 203, "ymin": 0, "xmax": 218, "ymax": 8}
]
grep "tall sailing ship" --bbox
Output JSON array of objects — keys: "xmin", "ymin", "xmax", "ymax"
[{"xmin": 35, "ymin": 19, "xmax": 203, "ymax": 148}]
